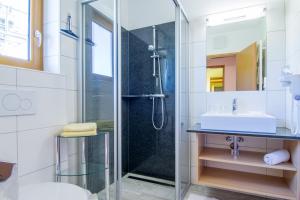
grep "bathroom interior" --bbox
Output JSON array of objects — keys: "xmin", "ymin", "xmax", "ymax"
[{"xmin": 0, "ymin": 0, "xmax": 300, "ymax": 200}]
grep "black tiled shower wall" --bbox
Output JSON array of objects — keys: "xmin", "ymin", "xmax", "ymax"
[{"xmin": 122, "ymin": 22, "xmax": 175, "ymax": 181}]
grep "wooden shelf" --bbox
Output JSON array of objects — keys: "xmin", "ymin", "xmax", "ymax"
[
  {"xmin": 199, "ymin": 147, "xmax": 296, "ymax": 172},
  {"xmin": 198, "ymin": 167, "xmax": 296, "ymax": 200}
]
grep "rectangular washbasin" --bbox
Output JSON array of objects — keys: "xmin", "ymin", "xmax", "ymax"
[{"xmin": 200, "ymin": 112, "xmax": 276, "ymax": 133}]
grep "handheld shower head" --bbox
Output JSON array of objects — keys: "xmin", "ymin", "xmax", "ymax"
[{"xmin": 149, "ymin": 25, "xmax": 157, "ymax": 52}]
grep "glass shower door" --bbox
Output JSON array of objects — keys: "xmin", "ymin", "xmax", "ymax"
[
  {"xmin": 118, "ymin": 0, "xmax": 177, "ymax": 199},
  {"xmin": 81, "ymin": 0, "xmax": 116, "ymax": 199},
  {"xmin": 80, "ymin": 0, "xmax": 189, "ymax": 199},
  {"xmin": 178, "ymin": 10, "xmax": 190, "ymax": 199}
]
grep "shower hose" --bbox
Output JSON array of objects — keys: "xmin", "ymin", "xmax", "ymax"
[{"xmin": 152, "ymin": 56, "xmax": 165, "ymax": 130}]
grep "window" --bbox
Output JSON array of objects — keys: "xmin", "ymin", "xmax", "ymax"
[
  {"xmin": 0, "ymin": 0, "xmax": 43, "ymax": 70},
  {"xmin": 92, "ymin": 21, "xmax": 113, "ymax": 77}
]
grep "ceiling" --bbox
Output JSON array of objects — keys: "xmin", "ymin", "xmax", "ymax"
[
  {"xmin": 90, "ymin": 0, "xmax": 175, "ymax": 30},
  {"xmin": 181, "ymin": 0, "xmax": 267, "ymax": 20},
  {"xmin": 90, "ymin": 0, "xmax": 114, "ymax": 19}
]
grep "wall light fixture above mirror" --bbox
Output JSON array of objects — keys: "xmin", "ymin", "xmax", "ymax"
[{"xmin": 206, "ymin": 5, "xmax": 267, "ymax": 92}]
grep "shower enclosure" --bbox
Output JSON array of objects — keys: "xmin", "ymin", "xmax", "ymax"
[
  {"xmin": 79, "ymin": 0, "xmax": 189, "ymax": 199},
  {"xmin": 121, "ymin": 18, "xmax": 176, "ymax": 183}
]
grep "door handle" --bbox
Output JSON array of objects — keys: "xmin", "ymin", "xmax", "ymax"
[{"xmin": 35, "ymin": 30, "xmax": 42, "ymax": 47}]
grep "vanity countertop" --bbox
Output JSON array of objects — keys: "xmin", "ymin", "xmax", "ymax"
[{"xmin": 188, "ymin": 124, "xmax": 300, "ymax": 140}]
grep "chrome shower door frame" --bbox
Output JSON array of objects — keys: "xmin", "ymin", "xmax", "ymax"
[{"xmin": 174, "ymin": 1, "xmax": 191, "ymax": 200}]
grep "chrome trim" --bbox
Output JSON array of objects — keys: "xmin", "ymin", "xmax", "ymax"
[
  {"xmin": 122, "ymin": 94, "xmax": 166, "ymax": 98},
  {"xmin": 80, "ymin": 137, "xmax": 87, "ymax": 188},
  {"xmin": 78, "ymin": 1, "xmax": 87, "ymax": 123},
  {"xmin": 152, "ymin": 26, "xmax": 157, "ymax": 77},
  {"xmin": 55, "ymin": 136, "xmax": 61, "ymax": 182},
  {"xmin": 172, "ymin": 0, "xmax": 189, "ymax": 22},
  {"xmin": 113, "ymin": 0, "xmax": 119, "ymax": 199},
  {"xmin": 78, "ymin": 1, "xmax": 83, "ymax": 122},
  {"xmin": 187, "ymin": 11, "xmax": 191, "ymax": 191},
  {"xmin": 126, "ymin": 173, "xmax": 175, "ymax": 186},
  {"xmin": 115, "ymin": 0, "xmax": 122, "ymax": 199},
  {"xmin": 259, "ymin": 40, "xmax": 263, "ymax": 91},
  {"xmin": 232, "ymin": 98, "xmax": 238, "ymax": 114},
  {"xmin": 82, "ymin": 6, "xmax": 87, "ymax": 122},
  {"xmin": 78, "ymin": 0, "xmax": 88, "ymax": 191},
  {"xmin": 179, "ymin": 10, "xmax": 191, "ymax": 199},
  {"xmin": 175, "ymin": 5, "xmax": 181, "ymax": 200},
  {"xmin": 105, "ymin": 133, "xmax": 110, "ymax": 200}
]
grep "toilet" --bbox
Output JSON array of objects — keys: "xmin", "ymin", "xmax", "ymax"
[{"xmin": 19, "ymin": 182, "xmax": 90, "ymax": 200}]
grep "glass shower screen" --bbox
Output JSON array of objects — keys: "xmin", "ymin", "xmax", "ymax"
[
  {"xmin": 80, "ymin": 0, "xmax": 190, "ymax": 199},
  {"xmin": 119, "ymin": 0, "xmax": 177, "ymax": 199},
  {"xmin": 81, "ymin": 0, "xmax": 116, "ymax": 199}
]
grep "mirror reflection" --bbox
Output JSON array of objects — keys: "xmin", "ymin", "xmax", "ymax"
[{"xmin": 206, "ymin": 5, "xmax": 267, "ymax": 92}]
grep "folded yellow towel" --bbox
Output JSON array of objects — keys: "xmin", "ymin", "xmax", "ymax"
[
  {"xmin": 96, "ymin": 120, "xmax": 114, "ymax": 131},
  {"xmin": 61, "ymin": 130, "xmax": 97, "ymax": 137},
  {"xmin": 63, "ymin": 123, "xmax": 97, "ymax": 132}
]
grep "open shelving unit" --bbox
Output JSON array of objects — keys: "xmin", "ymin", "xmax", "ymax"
[
  {"xmin": 199, "ymin": 167, "xmax": 296, "ymax": 200},
  {"xmin": 199, "ymin": 147, "xmax": 296, "ymax": 171},
  {"xmin": 194, "ymin": 134, "xmax": 300, "ymax": 200},
  {"xmin": 55, "ymin": 131, "xmax": 111, "ymax": 192}
]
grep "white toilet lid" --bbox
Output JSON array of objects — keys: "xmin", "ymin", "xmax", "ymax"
[{"xmin": 19, "ymin": 182, "xmax": 90, "ymax": 200}]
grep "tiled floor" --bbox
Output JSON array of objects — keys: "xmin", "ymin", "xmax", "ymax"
[
  {"xmin": 120, "ymin": 177, "xmax": 175, "ymax": 200},
  {"xmin": 185, "ymin": 185, "xmax": 272, "ymax": 200},
  {"xmin": 98, "ymin": 177, "xmax": 273, "ymax": 200},
  {"xmin": 98, "ymin": 177, "xmax": 175, "ymax": 200}
]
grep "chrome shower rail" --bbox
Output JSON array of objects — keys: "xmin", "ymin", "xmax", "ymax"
[{"xmin": 122, "ymin": 94, "xmax": 166, "ymax": 98}]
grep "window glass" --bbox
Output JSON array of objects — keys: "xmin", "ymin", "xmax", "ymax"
[
  {"xmin": 92, "ymin": 21, "xmax": 113, "ymax": 77},
  {"xmin": 0, "ymin": 0, "xmax": 30, "ymax": 60}
]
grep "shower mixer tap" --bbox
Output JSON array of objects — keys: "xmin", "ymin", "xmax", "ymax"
[
  {"xmin": 152, "ymin": 26, "xmax": 157, "ymax": 78},
  {"xmin": 148, "ymin": 25, "xmax": 165, "ymax": 130}
]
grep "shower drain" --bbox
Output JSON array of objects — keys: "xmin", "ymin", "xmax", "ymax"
[{"xmin": 126, "ymin": 173, "xmax": 175, "ymax": 187}]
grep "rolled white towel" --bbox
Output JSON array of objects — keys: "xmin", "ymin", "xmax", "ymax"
[{"xmin": 264, "ymin": 149, "xmax": 290, "ymax": 165}]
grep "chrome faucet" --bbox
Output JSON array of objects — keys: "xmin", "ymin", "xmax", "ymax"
[{"xmin": 232, "ymin": 98, "xmax": 238, "ymax": 114}]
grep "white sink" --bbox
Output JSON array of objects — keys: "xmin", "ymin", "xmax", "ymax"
[{"xmin": 200, "ymin": 112, "xmax": 276, "ymax": 133}]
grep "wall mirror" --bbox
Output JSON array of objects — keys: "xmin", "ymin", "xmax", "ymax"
[{"xmin": 206, "ymin": 5, "xmax": 267, "ymax": 92}]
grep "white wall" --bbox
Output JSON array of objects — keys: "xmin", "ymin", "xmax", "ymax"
[
  {"xmin": 182, "ymin": 0, "xmax": 267, "ymax": 20},
  {"xmin": 0, "ymin": 0, "xmax": 78, "ymax": 191},
  {"xmin": 59, "ymin": 0, "xmax": 79, "ymax": 125},
  {"xmin": 285, "ymin": 0, "xmax": 300, "ymax": 128}
]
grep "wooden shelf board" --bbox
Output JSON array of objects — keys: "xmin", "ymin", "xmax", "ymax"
[
  {"xmin": 199, "ymin": 147, "xmax": 296, "ymax": 172},
  {"xmin": 198, "ymin": 167, "xmax": 296, "ymax": 200}
]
